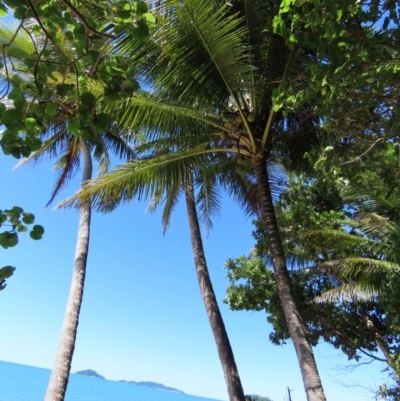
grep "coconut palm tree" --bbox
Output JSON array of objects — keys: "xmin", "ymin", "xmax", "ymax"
[
  {"xmin": 252, "ymin": 167, "xmax": 400, "ymax": 376},
  {"xmin": 63, "ymin": 0, "xmax": 327, "ymax": 399},
  {"xmin": 27, "ymin": 127, "xmax": 133, "ymax": 401},
  {"xmin": 0, "ymin": 23, "xmax": 135, "ymax": 401},
  {"xmin": 66, "ymin": 128, "xmax": 262, "ymax": 401}
]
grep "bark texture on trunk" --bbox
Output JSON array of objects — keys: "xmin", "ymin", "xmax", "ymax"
[
  {"xmin": 358, "ymin": 305, "xmax": 394, "ymax": 371},
  {"xmin": 45, "ymin": 139, "xmax": 93, "ymax": 401},
  {"xmin": 185, "ymin": 171, "xmax": 246, "ymax": 401},
  {"xmin": 254, "ymin": 157, "xmax": 326, "ymax": 401}
]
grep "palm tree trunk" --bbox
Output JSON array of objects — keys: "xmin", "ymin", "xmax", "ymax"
[
  {"xmin": 45, "ymin": 139, "xmax": 93, "ymax": 401},
  {"xmin": 358, "ymin": 304, "xmax": 395, "ymax": 373},
  {"xmin": 253, "ymin": 157, "xmax": 326, "ymax": 401},
  {"xmin": 184, "ymin": 171, "xmax": 246, "ymax": 401}
]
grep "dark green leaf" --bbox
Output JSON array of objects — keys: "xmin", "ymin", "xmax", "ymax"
[{"xmin": 22, "ymin": 212, "xmax": 35, "ymax": 224}]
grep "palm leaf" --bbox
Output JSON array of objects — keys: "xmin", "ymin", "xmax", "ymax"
[
  {"xmin": 317, "ymin": 258, "xmax": 400, "ymax": 284},
  {"xmin": 314, "ymin": 282, "xmax": 380, "ymax": 303}
]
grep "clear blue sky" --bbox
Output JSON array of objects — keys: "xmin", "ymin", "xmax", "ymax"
[{"xmin": 0, "ymin": 152, "xmax": 390, "ymax": 401}]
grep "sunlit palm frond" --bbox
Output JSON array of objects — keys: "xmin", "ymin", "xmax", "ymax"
[
  {"xmin": 317, "ymin": 258, "xmax": 400, "ymax": 285},
  {"xmin": 302, "ymin": 228, "xmax": 392, "ymax": 260},
  {"xmin": 123, "ymin": 0, "xmax": 252, "ymax": 109},
  {"xmin": 314, "ymin": 282, "xmax": 379, "ymax": 303},
  {"xmin": 0, "ymin": 23, "xmax": 36, "ymax": 63},
  {"xmin": 105, "ymin": 92, "xmax": 223, "ymax": 143},
  {"xmin": 355, "ymin": 213, "xmax": 397, "ymax": 240},
  {"xmin": 61, "ymin": 142, "xmax": 213, "ymax": 211}
]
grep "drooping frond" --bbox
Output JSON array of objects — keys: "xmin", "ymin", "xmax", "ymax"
[
  {"xmin": 15, "ymin": 125, "xmax": 69, "ymax": 168},
  {"xmin": 317, "ymin": 258, "xmax": 400, "ymax": 286},
  {"xmin": 90, "ymin": 128, "xmax": 135, "ymax": 175},
  {"xmin": 314, "ymin": 282, "xmax": 380, "ymax": 303},
  {"xmin": 195, "ymin": 165, "xmax": 222, "ymax": 233},
  {"xmin": 355, "ymin": 213, "xmax": 397, "ymax": 240},
  {"xmin": 105, "ymin": 92, "xmax": 224, "ymax": 143},
  {"xmin": 61, "ymin": 142, "xmax": 216, "ymax": 212},
  {"xmin": 47, "ymin": 137, "xmax": 81, "ymax": 205},
  {"xmin": 302, "ymin": 228, "xmax": 392, "ymax": 261}
]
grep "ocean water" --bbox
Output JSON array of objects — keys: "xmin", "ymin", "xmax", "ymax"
[{"xmin": 0, "ymin": 360, "xmax": 223, "ymax": 401}]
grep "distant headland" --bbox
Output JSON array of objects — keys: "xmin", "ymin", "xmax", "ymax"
[
  {"xmin": 75, "ymin": 369, "xmax": 105, "ymax": 379},
  {"xmin": 75, "ymin": 369, "xmax": 184, "ymax": 393}
]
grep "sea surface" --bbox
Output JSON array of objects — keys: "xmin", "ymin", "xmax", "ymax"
[{"xmin": 0, "ymin": 360, "xmax": 223, "ymax": 401}]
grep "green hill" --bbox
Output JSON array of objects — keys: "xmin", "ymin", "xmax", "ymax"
[{"xmin": 75, "ymin": 369, "xmax": 105, "ymax": 379}]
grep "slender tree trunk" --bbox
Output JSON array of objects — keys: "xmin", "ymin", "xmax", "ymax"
[
  {"xmin": 253, "ymin": 157, "xmax": 326, "ymax": 401},
  {"xmin": 45, "ymin": 139, "xmax": 92, "ymax": 401},
  {"xmin": 358, "ymin": 305, "xmax": 395, "ymax": 373},
  {"xmin": 184, "ymin": 171, "xmax": 246, "ymax": 401}
]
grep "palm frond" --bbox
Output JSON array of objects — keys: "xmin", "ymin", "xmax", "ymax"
[
  {"xmin": 314, "ymin": 282, "xmax": 379, "ymax": 303},
  {"xmin": 47, "ymin": 137, "xmax": 81, "ymax": 205},
  {"xmin": 302, "ymin": 229, "xmax": 392, "ymax": 260},
  {"xmin": 60, "ymin": 142, "xmax": 215, "ymax": 211},
  {"xmin": 15, "ymin": 125, "xmax": 69, "ymax": 168},
  {"xmin": 123, "ymin": 0, "xmax": 252, "ymax": 109},
  {"xmin": 317, "ymin": 258, "xmax": 400, "ymax": 285},
  {"xmin": 356, "ymin": 213, "xmax": 398, "ymax": 239},
  {"xmin": 195, "ymin": 166, "xmax": 222, "ymax": 233},
  {"xmin": 105, "ymin": 92, "xmax": 224, "ymax": 143}
]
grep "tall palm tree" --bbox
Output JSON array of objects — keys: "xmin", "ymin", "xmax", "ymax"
[
  {"xmin": 67, "ymin": 129, "xmax": 260, "ymax": 401},
  {"xmin": 70, "ymin": 1, "xmax": 326, "ymax": 399},
  {"xmin": 0, "ymin": 22, "xmax": 134, "ymax": 401},
  {"xmin": 28, "ymin": 130, "xmax": 133, "ymax": 401},
  {"xmin": 252, "ymin": 168, "xmax": 400, "ymax": 376}
]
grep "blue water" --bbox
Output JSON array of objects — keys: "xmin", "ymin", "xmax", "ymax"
[{"xmin": 0, "ymin": 360, "xmax": 223, "ymax": 401}]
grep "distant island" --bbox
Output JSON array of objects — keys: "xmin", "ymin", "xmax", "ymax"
[
  {"xmin": 74, "ymin": 369, "xmax": 184, "ymax": 393},
  {"xmin": 119, "ymin": 380, "xmax": 184, "ymax": 393},
  {"xmin": 75, "ymin": 369, "xmax": 105, "ymax": 379}
]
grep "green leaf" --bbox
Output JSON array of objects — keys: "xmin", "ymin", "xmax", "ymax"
[
  {"xmin": 0, "ymin": 266, "xmax": 16, "ymax": 280},
  {"xmin": 94, "ymin": 112, "xmax": 112, "ymax": 131},
  {"xmin": 8, "ymin": 87, "xmax": 23, "ymax": 101},
  {"xmin": 142, "ymin": 12, "xmax": 156, "ymax": 25},
  {"xmin": 6, "ymin": 0, "xmax": 27, "ymax": 8},
  {"xmin": 136, "ymin": 1, "xmax": 148, "ymax": 13},
  {"xmin": 44, "ymin": 103, "xmax": 58, "ymax": 117},
  {"xmin": 25, "ymin": 117, "xmax": 38, "ymax": 131},
  {"xmin": 14, "ymin": 5, "xmax": 28, "ymax": 19},
  {"xmin": 0, "ymin": 130, "xmax": 18, "ymax": 145},
  {"xmin": 11, "ymin": 206, "xmax": 23, "ymax": 214},
  {"xmin": 17, "ymin": 224, "xmax": 28, "ymax": 233},
  {"xmin": 10, "ymin": 75, "xmax": 24, "ymax": 87},
  {"xmin": 30, "ymin": 230, "xmax": 43, "ymax": 240},
  {"xmin": 68, "ymin": 120, "xmax": 80, "ymax": 136},
  {"xmin": 0, "ymin": 233, "xmax": 8, "ymax": 248},
  {"xmin": 272, "ymin": 88, "xmax": 280, "ymax": 102},
  {"xmin": 80, "ymin": 92, "xmax": 96, "ymax": 113},
  {"xmin": 2, "ymin": 109, "xmax": 20, "ymax": 124},
  {"xmin": 25, "ymin": 137, "xmax": 42, "ymax": 152},
  {"xmin": 11, "ymin": 148, "xmax": 21, "ymax": 159},
  {"xmin": 32, "ymin": 225, "xmax": 44, "ymax": 235},
  {"xmin": 6, "ymin": 233, "xmax": 18, "ymax": 247},
  {"xmin": 22, "ymin": 212, "xmax": 35, "ymax": 224},
  {"xmin": 20, "ymin": 146, "xmax": 31, "ymax": 158},
  {"xmin": 56, "ymin": 83, "xmax": 74, "ymax": 95}
]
